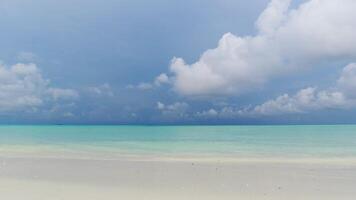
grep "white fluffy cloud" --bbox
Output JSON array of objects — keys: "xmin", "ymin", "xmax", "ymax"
[
  {"xmin": 128, "ymin": 73, "xmax": 171, "ymax": 91},
  {"xmin": 154, "ymin": 73, "xmax": 170, "ymax": 86},
  {"xmin": 337, "ymin": 63, "xmax": 356, "ymax": 97},
  {"xmin": 0, "ymin": 63, "xmax": 78, "ymax": 112},
  {"xmin": 166, "ymin": 0, "xmax": 356, "ymax": 96},
  {"xmin": 190, "ymin": 63, "xmax": 356, "ymax": 117},
  {"xmin": 249, "ymin": 88, "xmax": 348, "ymax": 115},
  {"xmin": 244, "ymin": 63, "xmax": 356, "ymax": 115}
]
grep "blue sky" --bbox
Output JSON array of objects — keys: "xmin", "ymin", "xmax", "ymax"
[{"xmin": 0, "ymin": 0, "xmax": 356, "ymax": 124}]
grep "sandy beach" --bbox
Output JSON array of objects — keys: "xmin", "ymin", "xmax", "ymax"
[{"xmin": 1, "ymin": 153, "xmax": 356, "ymax": 200}]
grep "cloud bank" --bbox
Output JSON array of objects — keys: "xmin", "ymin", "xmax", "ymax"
[
  {"xmin": 166, "ymin": 0, "xmax": 356, "ymax": 96},
  {"xmin": 244, "ymin": 63, "xmax": 356, "ymax": 115},
  {"xmin": 0, "ymin": 63, "xmax": 78, "ymax": 112}
]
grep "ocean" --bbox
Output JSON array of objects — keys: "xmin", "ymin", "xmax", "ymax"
[{"xmin": 1, "ymin": 125, "xmax": 356, "ymax": 158}]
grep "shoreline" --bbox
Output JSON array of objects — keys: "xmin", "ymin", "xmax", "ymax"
[
  {"xmin": 2, "ymin": 149, "xmax": 356, "ymax": 165},
  {"xmin": 2, "ymin": 148, "xmax": 356, "ymax": 165}
]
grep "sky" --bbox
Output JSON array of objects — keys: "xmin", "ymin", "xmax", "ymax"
[{"xmin": 0, "ymin": 0, "xmax": 356, "ymax": 124}]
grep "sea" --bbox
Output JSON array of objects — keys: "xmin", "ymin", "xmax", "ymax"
[{"xmin": 0, "ymin": 125, "xmax": 356, "ymax": 159}]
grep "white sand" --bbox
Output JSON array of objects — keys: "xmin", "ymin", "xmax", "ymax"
[{"xmin": 1, "ymin": 154, "xmax": 356, "ymax": 200}]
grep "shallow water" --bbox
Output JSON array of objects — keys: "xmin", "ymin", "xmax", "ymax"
[{"xmin": 0, "ymin": 125, "xmax": 356, "ymax": 158}]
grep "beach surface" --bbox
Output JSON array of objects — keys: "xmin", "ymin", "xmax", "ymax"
[
  {"xmin": 1, "ymin": 153, "xmax": 356, "ymax": 200},
  {"xmin": 1, "ymin": 125, "xmax": 356, "ymax": 199}
]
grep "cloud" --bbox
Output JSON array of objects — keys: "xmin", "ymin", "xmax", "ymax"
[
  {"xmin": 128, "ymin": 73, "xmax": 171, "ymax": 91},
  {"xmin": 0, "ymin": 62, "xmax": 78, "ymax": 112},
  {"xmin": 248, "ymin": 88, "xmax": 348, "ymax": 115},
  {"xmin": 163, "ymin": 0, "xmax": 356, "ymax": 96},
  {"xmin": 256, "ymin": 0, "xmax": 291, "ymax": 35},
  {"xmin": 154, "ymin": 73, "xmax": 170, "ymax": 86},
  {"xmin": 243, "ymin": 63, "xmax": 356, "ymax": 115},
  {"xmin": 194, "ymin": 106, "xmax": 246, "ymax": 119},
  {"xmin": 337, "ymin": 63, "xmax": 356, "ymax": 97},
  {"xmin": 137, "ymin": 82, "xmax": 154, "ymax": 90},
  {"xmin": 196, "ymin": 108, "xmax": 218, "ymax": 118},
  {"xmin": 87, "ymin": 83, "xmax": 114, "ymax": 97},
  {"xmin": 156, "ymin": 101, "xmax": 189, "ymax": 117},
  {"xmin": 189, "ymin": 63, "xmax": 356, "ymax": 118},
  {"xmin": 157, "ymin": 101, "xmax": 165, "ymax": 110}
]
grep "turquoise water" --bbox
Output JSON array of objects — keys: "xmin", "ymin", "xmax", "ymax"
[{"xmin": 1, "ymin": 125, "xmax": 356, "ymax": 158}]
